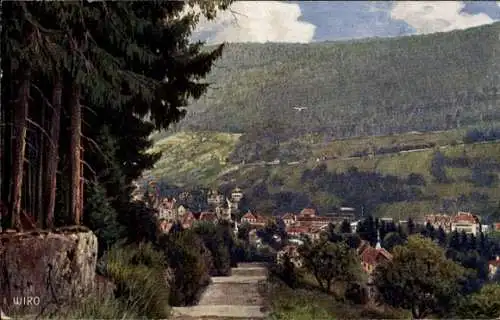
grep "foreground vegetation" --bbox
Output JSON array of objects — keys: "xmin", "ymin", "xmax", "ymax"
[
  {"xmin": 0, "ymin": 1, "xmax": 238, "ymax": 319},
  {"xmin": 265, "ymin": 217, "xmax": 500, "ymax": 320}
]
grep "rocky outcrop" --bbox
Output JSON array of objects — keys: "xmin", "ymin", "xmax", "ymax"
[{"xmin": 0, "ymin": 227, "xmax": 98, "ymax": 315}]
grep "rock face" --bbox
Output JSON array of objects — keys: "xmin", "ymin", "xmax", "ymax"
[{"xmin": 0, "ymin": 228, "xmax": 98, "ymax": 315}]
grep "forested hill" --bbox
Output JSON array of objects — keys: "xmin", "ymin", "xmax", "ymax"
[{"xmin": 171, "ymin": 22, "xmax": 500, "ymax": 139}]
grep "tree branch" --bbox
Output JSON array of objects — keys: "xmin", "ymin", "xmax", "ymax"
[
  {"xmin": 81, "ymin": 134, "xmax": 113, "ymax": 165},
  {"xmin": 26, "ymin": 118, "xmax": 56, "ymax": 149}
]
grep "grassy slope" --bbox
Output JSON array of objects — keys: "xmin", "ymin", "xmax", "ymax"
[
  {"xmin": 178, "ymin": 22, "xmax": 500, "ymax": 137},
  {"xmin": 146, "ymin": 131, "xmax": 241, "ymax": 187},
  {"xmin": 267, "ymin": 274, "xmax": 408, "ymax": 319}
]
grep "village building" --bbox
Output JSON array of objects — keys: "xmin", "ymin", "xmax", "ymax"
[
  {"xmin": 287, "ymin": 208, "xmax": 337, "ymax": 229},
  {"xmin": 358, "ymin": 232, "xmax": 393, "ymax": 299},
  {"xmin": 350, "ymin": 220, "xmax": 360, "ymax": 233},
  {"xmin": 207, "ymin": 189, "xmax": 225, "ymax": 206},
  {"xmin": 240, "ymin": 211, "xmax": 268, "ymax": 228},
  {"xmin": 451, "ymin": 212, "xmax": 480, "ymax": 236},
  {"xmin": 494, "ymin": 222, "xmax": 500, "ymax": 232},
  {"xmin": 231, "ymin": 187, "xmax": 244, "ymax": 203},
  {"xmin": 488, "ymin": 256, "xmax": 500, "ymax": 279},
  {"xmin": 214, "ymin": 200, "xmax": 232, "ymax": 222},
  {"xmin": 181, "ymin": 211, "xmax": 196, "ymax": 229},
  {"xmin": 158, "ymin": 219, "xmax": 173, "ymax": 234},
  {"xmin": 199, "ymin": 211, "xmax": 218, "ymax": 223},
  {"xmin": 425, "ymin": 214, "xmax": 453, "ymax": 232},
  {"xmin": 282, "ymin": 213, "xmax": 296, "ymax": 227},
  {"xmin": 177, "ymin": 205, "xmax": 187, "ymax": 217},
  {"xmin": 286, "ymin": 226, "xmax": 309, "ymax": 237}
]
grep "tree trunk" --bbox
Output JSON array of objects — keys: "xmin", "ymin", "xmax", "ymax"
[
  {"xmin": 37, "ymin": 103, "xmax": 45, "ymax": 228},
  {"xmin": 10, "ymin": 68, "xmax": 31, "ymax": 230},
  {"xmin": 69, "ymin": 83, "xmax": 82, "ymax": 225},
  {"xmin": 44, "ymin": 77, "xmax": 62, "ymax": 229},
  {"xmin": 327, "ymin": 279, "xmax": 333, "ymax": 294}
]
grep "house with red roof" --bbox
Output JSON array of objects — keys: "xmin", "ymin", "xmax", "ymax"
[
  {"xmin": 359, "ymin": 245, "xmax": 393, "ymax": 274},
  {"xmin": 495, "ymin": 223, "xmax": 500, "ymax": 232},
  {"xmin": 199, "ymin": 211, "xmax": 218, "ymax": 222},
  {"xmin": 240, "ymin": 211, "xmax": 267, "ymax": 228},
  {"xmin": 181, "ymin": 211, "xmax": 196, "ymax": 229},
  {"xmin": 281, "ymin": 213, "xmax": 296, "ymax": 226},
  {"xmin": 279, "ymin": 208, "xmax": 337, "ymax": 239},
  {"xmin": 158, "ymin": 219, "xmax": 173, "ymax": 234},
  {"xmin": 286, "ymin": 226, "xmax": 310, "ymax": 237},
  {"xmin": 357, "ymin": 236, "xmax": 393, "ymax": 299},
  {"xmin": 241, "ymin": 211, "xmax": 257, "ymax": 224},
  {"xmin": 451, "ymin": 212, "xmax": 480, "ymax": 236}
]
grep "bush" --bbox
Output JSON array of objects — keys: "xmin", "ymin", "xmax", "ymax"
[
  {"xmin": 192, "ymin": 222, "xmax": 232, "ymax": 276},
  {"xmin": 344, "ymin": 282, "xmax": 368, "ymax": 305},
  {"xmin": 456, "ymin": 283, "xmax": 500, "ymax": 319},
  {"xmin": 278, "ymin": 253, "xmax": 301, "ymax": 289},
  {"xmin": 160, "ymin": 229, "xmax": 211, "ymax": 306},
  {"xmin": 99, "ymin": 243, "xmax": 171, "ymax": 319}
]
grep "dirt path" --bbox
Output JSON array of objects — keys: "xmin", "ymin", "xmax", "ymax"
[{"xmin": 171, "ymin": 263, "xmax": 269, "ymax": 319}]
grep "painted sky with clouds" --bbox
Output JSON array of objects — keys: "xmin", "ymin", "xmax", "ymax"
[{"xmin": 190, "ymin": 1, "xmax": 500, "ymax": 44}]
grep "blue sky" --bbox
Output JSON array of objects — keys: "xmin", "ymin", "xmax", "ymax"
[{"xmin": 191, "ymin": 1, "xmax": 500, "ymax": 43}]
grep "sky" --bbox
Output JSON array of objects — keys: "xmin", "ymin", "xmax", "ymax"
[{"xmin": 190, "ymin": 1, "xmax": 500, "ymax": 44}]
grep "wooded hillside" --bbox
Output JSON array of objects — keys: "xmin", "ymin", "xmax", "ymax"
[{"xmin": 168, "ymin": 22, "xmax": 500, "ymax": 140}]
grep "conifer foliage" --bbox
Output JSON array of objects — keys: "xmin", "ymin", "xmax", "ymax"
[{"xmin": 0, "ymin": 1, "xmax": 229, "ymax": 238}]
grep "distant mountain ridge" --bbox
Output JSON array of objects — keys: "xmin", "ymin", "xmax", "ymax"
[{"xmin": 169, "ymin": 22, "xmax": 500, "ymax": 140}]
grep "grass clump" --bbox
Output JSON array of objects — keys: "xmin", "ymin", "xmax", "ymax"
[
  {"xmin": 50, "ymin": 243, "xmax": 169, "ymax": 319},
  {"xmin": 60, "ymin": 243, "xmax": 169, "ymax": 319},
  {"xmin": 102, "ymin": 242, "xmax": 171, "ymax": 319},
  {"xmin": 55, "ymin": 296, "xmax": 139, "ymax": 319}
]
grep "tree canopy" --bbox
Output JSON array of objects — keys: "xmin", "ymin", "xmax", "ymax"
[
  {"xmin": 373, "ymin": 235, "xmax": 466, "ymax": 318},
  {"xmin": 0, "ymin": 0, "xmax": 229, "ymax": 243}
]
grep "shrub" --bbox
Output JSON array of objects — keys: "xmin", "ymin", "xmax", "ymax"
[
  {"xmin": 456, "ymin": 283, "xmax": 500, "ymax": 319},
  {"xmin": 192, "ymin": 222, "xmax": 232, "ymax": 276},
  {"xmin": 99, "ymin": 243, "xmax": 171, "ymax": 319},
  {"xmin": 344, "ymin": 282, "xmax": 368, "ymax": 305},
  {"xmin": 279, "ymin": 253, "xmax": 301, "ymax": 289},
  {"xmin": 160, "ymin": 229, "xmax": 211, "ymax": 306}
]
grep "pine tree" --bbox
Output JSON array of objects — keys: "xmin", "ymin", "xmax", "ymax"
[
  {"xmin": 340, "ymin": 219, "xmax": 352, "ymax": 233},
  {"xmin": 407, "ymin": 217, "xmax": 416, "ymax": 235},
  {"xmin": 2, "ymin": 1, "xmax": 233, "ymax": 236},
  {"xmin": 437, "ymin": 226, "xmax": 447, "ymax": 247},
  {"xmin": 449, "ymin": 230, "xmax": 461, "ymax": 251}
]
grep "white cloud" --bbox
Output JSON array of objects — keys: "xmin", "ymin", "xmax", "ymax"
[
  {"xmin": 390, "ymin": 1, "xmax": 496, "ymax": 34},
  {"xmin": 190, "ymin": 1, "xmax": 316, "ymax": 44}
]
